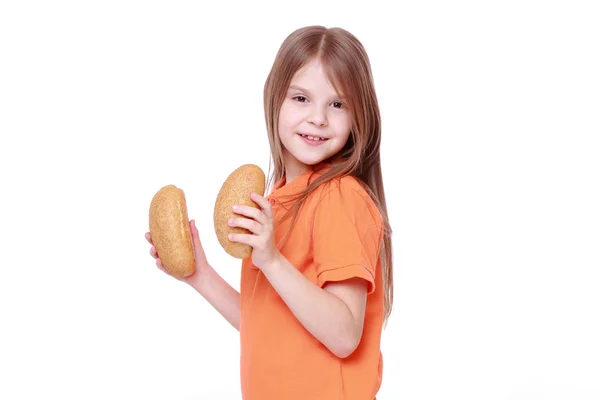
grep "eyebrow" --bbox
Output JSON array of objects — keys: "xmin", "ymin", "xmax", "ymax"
[
  {"xmin": 288, "ymin": 85, "xmax": 310, "ymax": 94},
  {"xmin": 288, "ymin": 85, "xmax": 346, "ymax": 101}
]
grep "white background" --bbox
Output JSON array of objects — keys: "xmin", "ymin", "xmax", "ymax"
[{"xmin": 1, "ymin": 1, "xmax": 599, "ymax": 399}]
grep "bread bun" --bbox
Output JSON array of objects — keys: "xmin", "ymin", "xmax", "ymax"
[
  {"xmin": 213, "ymin": 164, "xmax": 265, "ymax": 259},
  {"xmin": 149, "ymin": 185, "xmax": 195, "ymax": 278}
]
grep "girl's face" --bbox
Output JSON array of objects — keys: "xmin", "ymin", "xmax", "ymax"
[{"xmin": 277, "ymin": 58, "xmax": 352, "ymax": 181}]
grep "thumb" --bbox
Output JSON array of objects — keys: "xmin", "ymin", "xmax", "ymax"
[{"xmin": 189, "ymin": 220, "xmax": 206, "ymax": 261}]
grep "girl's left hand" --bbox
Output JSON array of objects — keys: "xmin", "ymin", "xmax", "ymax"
[{"xmin": 228, "ymin": 192, "xmax": 280, "ymax": 270}]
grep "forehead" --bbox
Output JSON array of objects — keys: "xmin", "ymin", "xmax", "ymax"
[{"xmin": 289, "ymin": 59, "xmax": 345, "ymax": 98}]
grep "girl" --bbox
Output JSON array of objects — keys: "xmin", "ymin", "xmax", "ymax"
[{"xmin": 146, "ymin": 25, "xmax": 393, "ymax": 400}]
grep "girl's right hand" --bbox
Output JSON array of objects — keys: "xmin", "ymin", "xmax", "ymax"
[{"xmin": 145, "ymin": 219, "xmax": 209, "ymax": 286}]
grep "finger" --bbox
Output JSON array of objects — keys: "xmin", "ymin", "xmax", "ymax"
[
  {"xmin": 229, "ymin": 232, "xmax": 256, "ymax": 247},
  {"xmin": 228, "ymin": 217, "xmax": 262, "ymax": 235},
  {"xmin": 189, "ymin": 220, "xmax": 206, "ymax": 263},
  {"xmin": 232, "ymin": 204, "xmax": 267, "ymax": 225},
  {"xmin": 149, "ymin": 246, "xmax": 158, "ymax": 259},
  {"xmin": 251, "ymin": 192, "xmax": 273, "ymax": 219},
  {"xmin": 145, "ymin": 232, "xmax": 153, "ymax": 244},
  {"xmin": 190, "ymin": 220, "xmax": 201, "ymax": 247},
  {"xmin": 156, "ymin": 259, "xmax": 173, "ymax": 278}
]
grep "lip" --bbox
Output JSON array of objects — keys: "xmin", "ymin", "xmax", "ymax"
[
  {"xmin": 297, "ymin": 133, "xmax": 329, "ymax": 146},
  {"xmin": 299, "ymin": 132, "xmax": 328, "ymax": 139}
]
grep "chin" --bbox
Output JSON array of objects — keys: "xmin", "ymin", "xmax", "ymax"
[{"xmin": 296, "ymin": 154, "xmax": 329, "ymax": 166}]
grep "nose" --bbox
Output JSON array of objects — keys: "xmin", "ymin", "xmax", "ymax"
[{"xmin": 306, "ymin": 106, "xmax": 328, "ymax": 127}]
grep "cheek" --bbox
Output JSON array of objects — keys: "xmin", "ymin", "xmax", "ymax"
[
  {"xmin": 278, "ymin": 121, "xmax": 291, "ymax": 143},
  {"xmin": 279, "ymin": 107, "xmax": 303, "ymax": 133},
  {"xmin": 331, "ymin": 114, "xmax": 353, "ymax": 138},
  {"xmin": 278, "ymin": 104, "xmax": 295, "ymax": 133}
]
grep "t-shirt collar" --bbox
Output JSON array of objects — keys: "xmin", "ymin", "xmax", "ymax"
[{"xmin": 267, "ymin": 158, "xmax": 340, "ymax": 207}]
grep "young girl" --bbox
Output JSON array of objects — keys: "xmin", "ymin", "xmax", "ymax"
[{"xmin": 146, "ymin": 25, "xmax": 393, "ymax": 400}]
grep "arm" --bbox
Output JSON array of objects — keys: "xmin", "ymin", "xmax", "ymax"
[
  {"xmin": 262, "ymin": 255, "xmax": 367, "ymax": 358},
  {"xmin": 186, "ymin": 220, "xmax": 241, "ymax": 331},
  {"xmin": 147, "ymin": 221, "xmax": 241, "ymax": 331},
  {"xmin": 190, "ymin": 264, "xmax": 241, "ymax": 331},
  {"xmin": 228, "ymin": 188, "xmax": 377, "ymax": 358}
]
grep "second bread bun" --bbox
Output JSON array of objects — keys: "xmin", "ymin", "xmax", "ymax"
[{"xmin": 213, "ymin": 164, "xmax": 266, "ymax": 259}]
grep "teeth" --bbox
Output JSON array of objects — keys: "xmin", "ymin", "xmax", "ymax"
[{"xmin": 301, "ymin": 134, "xmax": 326, "ymax": 141}]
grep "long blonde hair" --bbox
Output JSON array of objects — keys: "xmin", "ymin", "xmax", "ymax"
[{"xmin": 263, "ymin": 26, "xmax": 394, "ymax": 322}]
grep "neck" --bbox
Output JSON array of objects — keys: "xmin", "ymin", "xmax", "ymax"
[{"xmin": 283, "ymin": 152, "xmax": 310, "ymax": 184}]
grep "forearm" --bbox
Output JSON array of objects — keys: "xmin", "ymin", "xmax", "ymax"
[
  {"xmin": 262, "ymin": 254, "xmax": 360, "ymax": 358},
  {"xmin": 190, "ymin": 265, "xmax": 241, "ymax": 331}
]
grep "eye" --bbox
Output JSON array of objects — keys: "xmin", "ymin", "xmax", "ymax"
[
  {"xmin": 332, "ymin": 102, "xmax": 344, "ymax": 109},
  {"xmin": 293, "ymin": 96, "xmax": 308, "ymax": 103}
]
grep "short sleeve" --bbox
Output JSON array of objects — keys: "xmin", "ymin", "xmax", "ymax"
[{"xmin": 312, "ymin": 179, "xmax": 383, "ymax": 294}]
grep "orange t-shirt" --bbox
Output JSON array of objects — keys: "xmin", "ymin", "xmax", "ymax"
[{"xmin": 239, "ymin": 161, "xmax": 385, "ymax": 400}]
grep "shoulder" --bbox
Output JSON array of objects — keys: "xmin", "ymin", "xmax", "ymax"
[
  {"xmin": 312, "ymin": 175, "xmax": 383, "ymax": 225},
  {"xmin": 322, "ymin": 175, "xmax": 376, "ymax": 205}
]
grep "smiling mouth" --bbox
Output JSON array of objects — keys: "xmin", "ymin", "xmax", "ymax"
[{"xmin": 298, "ymin": 133, "xmax": 328, "ymax": 141}]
